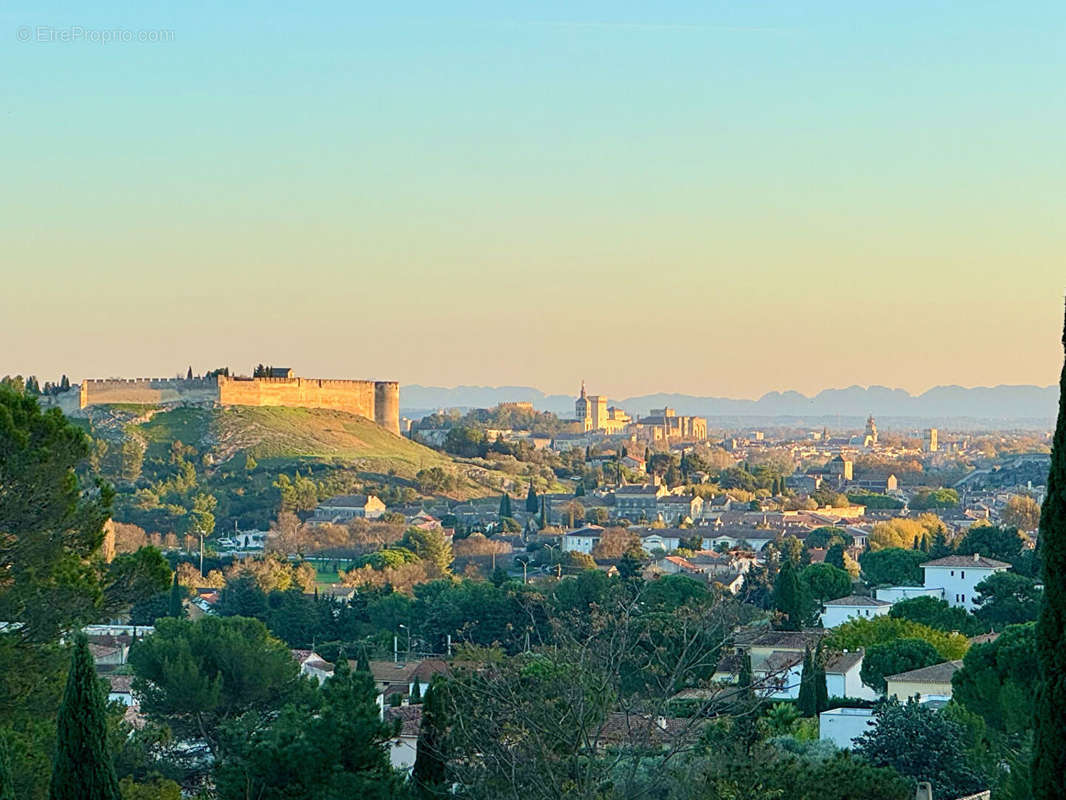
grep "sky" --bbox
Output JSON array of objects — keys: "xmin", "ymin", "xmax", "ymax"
[{"xmin": 2, "ymin": 1, "xmax": 1064, "ymax": 399}]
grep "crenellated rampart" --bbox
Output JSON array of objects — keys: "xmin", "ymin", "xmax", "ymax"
[{"xmin": 78, "ymin": 374, "xmax": 400, "ymax": 433}]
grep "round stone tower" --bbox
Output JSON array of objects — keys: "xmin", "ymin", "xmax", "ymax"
[{"xmin": 374, "ymin": 381, "xmax": 400, "ymax": 434}]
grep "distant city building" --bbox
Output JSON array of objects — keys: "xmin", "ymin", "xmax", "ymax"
[
  {"xmin": 828, "ymin": 455, "xmax": 854, "ymax": 482},
  {"xmin": 631, "ymin": 407, "xmax": 708, "ymax": 444},
  {"xmin": 574, "ymin": 382, "xmax": 631, "ymax": 434},
  {"xmin": 864, "ymin": 415, "xmax": 878, "ymax": 447},
  {"xmin": 923, "ymin": 428, "xmax": 939, "ymax": 452}
]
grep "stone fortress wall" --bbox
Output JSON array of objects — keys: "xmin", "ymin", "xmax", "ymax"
[{"xmin": 78, "ymin": 374, "xmax": 401, "ymax": 434}]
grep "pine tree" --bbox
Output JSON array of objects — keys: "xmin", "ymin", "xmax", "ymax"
[
  {"xmin": 498, "ymin": 492, "xmax": 512, "ymax": 519},
  {"xmin": 815, "ymin": 641, "xmax": 829, "ymax": 712},
  {"xmin": 49, "ymin": 634, "xmax": 121, "ymax": 800},
  {"xmin": 797, "ymin": 645, "xmax": 816, "ymax": 717},
  {"xmin": 826, "ymin": 543, "xmax": 847, "ymax": 572},
  {"xmin": 0, "ymin": 735, "xmax": 14, "ymax": 800},
  {"xmin": 930, "ymin": 531, "xmax": 952, "ymax": 558},
  {"xmin": 167, "ymin": 572, "xmax": 183, "ymax": 618},
  {"xmin": 1033, "ymin": 304, "xmax": 1066, "ymax": 800},
  {"xmin": 413, "ymin": 679, "xmax": 449, "ymax": 798},
  {"xmin": 525, "ymin": 480, "xmax": 538, "ymax": 513}
]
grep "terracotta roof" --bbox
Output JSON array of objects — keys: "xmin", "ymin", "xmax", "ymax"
[
  {"xmin": 412, "ymin": 659, "xmax": 451, "ymax": 681},
  {"xmin": 823, "ymin": 595, "xmax": 891, "ymax": 607},
  {"xmin": 825, "ymin": 650, "xmax": 863, "ymax": 674},
  {"xmin": 384, "ymin": 705, "xmax": 423, "ymax": 737},
  {"xmin": 921, "ymin": 554, "xmax": 1011, "ymax": 569},
  {"xmin": 319, "ymin": 494, "xmax": 375, "ymax": 507},
  {"xmin": 969, "ymin": 632, "xmax": 1001, "ymax": 646},
  {"xmin": 732, "ymin": 628, "xmax": 825, "ymax": 651},
  {"xmin": 598, "ymin": 712, "xmax": 702, "ymax": 746},
  {"xmin": 886, "ymin": 660, "xmax": 964, "ymax": 684},
  {"xmin": 107, "ymin": 674, "xmax": 134, "ymax": 693}
]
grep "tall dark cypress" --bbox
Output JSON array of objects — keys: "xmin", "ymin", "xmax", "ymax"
[
  {"xmin": 499, "ymin": 492, "xmax": 512, "ymax": 519},
  {"xmin": 412, "ymin": 679, "xmax": 449, "ymax": 799},
  {"xmin": 734, "ymin": 651, "xmax": 759, "ymax": 753},
  {"xmin": 525, "ymin": 480, "xmax": 538, "ymax": 513},
  {"xmin": 1033, "ymin": 302, "xmax": 1066, "ymax": 799},
  {"xmin": 167, "ymin": 572, "xmax": 183, "ymax": 618},
  {"xmin": 796, "ymin": 645, "xmax": 816, "ymax": 717},
  {"xmin": 50, "ymin": 634, "xmax": 120, "ymax": 800},
  {"xmin": 773, "ymin": 558, "xmax": 805, "ymax": 631},
  {"xmin": 814, "ymin": 641, "xmax": 829, "ymax": 713},
  {"xmin": 356, "ymin": 645, "xmax": 371, "ymax": 675}
]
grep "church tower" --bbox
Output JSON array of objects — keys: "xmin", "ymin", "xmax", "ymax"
[{"xmin": 575, "ymin": 381, "xmax": 592, "ymax": 431}]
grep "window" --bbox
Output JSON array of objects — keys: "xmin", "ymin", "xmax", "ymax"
[
  {"xmin": 961, "ymin": 571, "xmax": 965, "ymax": 579},
  {"xmin": 950, "ymin": 570, "xmax": 955, "ymax": 577},
  {"xmin": 961, "ymin": 594, "xmax": 966, "ymax": 604}
]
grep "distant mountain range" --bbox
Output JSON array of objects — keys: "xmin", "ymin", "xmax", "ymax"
[{"xmin": 401, "ymin": 384, "xmax": 1058, "ymax": 429}]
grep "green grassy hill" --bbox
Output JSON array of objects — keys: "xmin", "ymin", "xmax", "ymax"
[
  {"xmin": 136, "ymin": 406, "xmax": 455, "ymax": 476},
  {"xmin": 75, "ymin": 403, "xmax": 555, "ymax": 534}
]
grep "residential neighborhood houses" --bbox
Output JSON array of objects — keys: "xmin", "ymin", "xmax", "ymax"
[{"xmin": 33, "ymin": 380, "xmax": 1050, "ymax": 800}]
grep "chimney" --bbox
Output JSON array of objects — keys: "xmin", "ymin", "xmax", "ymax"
[{"xmin": 974, "ymin": 552, "xmax": 980, "ymax": 563}]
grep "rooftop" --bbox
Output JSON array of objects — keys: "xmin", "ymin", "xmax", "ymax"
[
  {"xmin": 823, "ymin": 595, "xmax": 892, "ymax": 608},
  {"xmin": 920, "ymin": 554, "xmax": 1011, "ymax": 570},
  {"xmin": 886, "ymin": 660, "xmax": 964, "ymax": 684}
]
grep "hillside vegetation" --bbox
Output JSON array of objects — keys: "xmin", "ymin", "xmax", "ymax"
[{"xmin": 76, "ymin": 404, "xmax": 542, "ymax": 534}]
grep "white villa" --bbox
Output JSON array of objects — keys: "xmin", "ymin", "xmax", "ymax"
[{"xmin": 820, "ymin": 595, "xmax": 892, "ymax": 628}]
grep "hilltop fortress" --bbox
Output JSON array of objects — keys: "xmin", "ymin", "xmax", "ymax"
[{"xmin": 75, "ymin": 368, "xmax": 400, "ymax": 433}]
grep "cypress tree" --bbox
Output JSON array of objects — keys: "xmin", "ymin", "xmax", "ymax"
[
  {"xmin": 814, "ymin": 641, "xmax": 829, "ymax": 713},
  {"xmin": 167, "ymin": 572, "xmax": 183, "ymax": 618},
  {"xmin": 780, "ymin": 474, "xmax": 787, "ymax": 493},
  {"xmin": 50, "ymin": 634, "xmax": 120, "ymax": 800},
  {"xmin": 734, "ymin": 651, "xmax": 759, "ymax": 753},
  {"xmin": 525, "ymin": 481, "xmax": 538, "ymax": 513},
  {"xmin": 498, "ymin": 492, "xmax": 512, "ymax": 519},
  {"xmin": 411, "ymin": 677, "xmax": 422, "ymax": 702},
  {"xmin": 1033, "ymin": 303, "xmax": 1066, "ymax": 799},
  {"xmin": 413, "ymin": 679, "xmax": 449, "ymax": 798},
  {"xmin": 773, "ymin": 558, "xmax": 807, "ymax": 631},
  {"xmin": 797, "ymin": 645, "xmax": 816, "ymax": 717},
  {"xmin": 356, "ymin": 646, "xmax": 371, "ymax": 675}
]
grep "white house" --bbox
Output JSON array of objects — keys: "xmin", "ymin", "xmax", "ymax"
[
  {"xmin": 825, "ymin": 650, "xmax": 879, "ymax": 701},
  {"xmin": 875, "ymin": 586, "xmax": 944, "ymax": 604},
  {"xmin": 921, "ymin": 553, "xmax": 1011, "ymax": 611},
  {"xmin": 561, "ymin": 524, "xmax": 605, "ymax": 554},
  {"xmin": 819, "ymin": 707, "xmax": 876, "ymax": 749},
  {"xmin": 820, "ymin": 595, "xmax": 892, "ymax": 629},
  {"xmin": 106, "ymin": 674, "xmax": 135, "ymax": 707},
  {"xmin": 384, "ymin": 705, "xmax": 422, "ymax": 771}
]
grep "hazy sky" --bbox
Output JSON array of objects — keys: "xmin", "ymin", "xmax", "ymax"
[{"xmin": 3, "ymin": 1, "xmax": 1064, "ymax": 399}]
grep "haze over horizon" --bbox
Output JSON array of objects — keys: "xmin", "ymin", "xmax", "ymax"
[{"xmin": 3, "ymin": 1, "xmax": 1064, "ymax": 397}]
